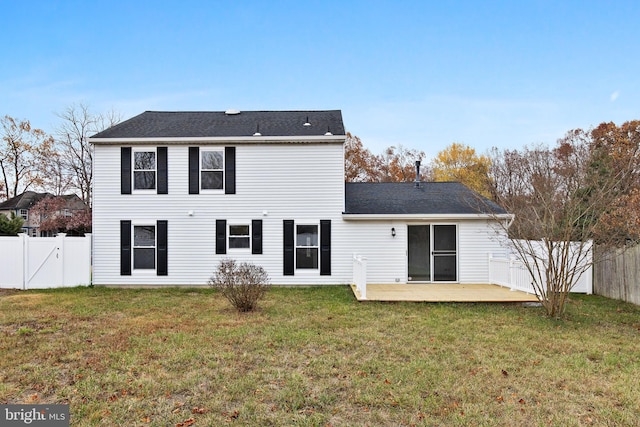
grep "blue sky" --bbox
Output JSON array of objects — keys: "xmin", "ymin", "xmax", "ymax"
[{"xmin": 1, "ymin": 0, "xmax": 639, "ymax": 158}]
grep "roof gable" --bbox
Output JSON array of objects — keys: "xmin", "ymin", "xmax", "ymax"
[
  {"xmin": 90, "ymin": 110, "xmax": 345, "ymax": 139},
  {"xmin": 344, "ymin": 182, "xmax": 508, "ymax": 215}
]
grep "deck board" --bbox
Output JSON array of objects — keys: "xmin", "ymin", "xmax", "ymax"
[{"xmin": 352, "ymin": 283, "xmax": 539, "ymax": 302}]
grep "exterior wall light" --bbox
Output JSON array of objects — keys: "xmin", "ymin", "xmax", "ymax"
[{"xmin": 391, "ymin": 227, "xmax": 396, "ymax": 237}]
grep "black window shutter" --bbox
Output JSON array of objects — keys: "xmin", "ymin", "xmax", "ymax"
[
  {"xmin": 157, "ymin": 220, "xmax": 168, "ymax": 276},
  {"xmin": 225, "ymin": 146, "xmax": 236, "ymax": 194},
  {"xmin": 120, "ymin": 220, "xmax": 131, "ymax": 275},
  {"xmin": 121, "ymin": 147, "xmax": 132, "ymax": 194},
  {"xmin": 320, "ymin": 220, "xmax": 331, "ymax": 275},
  {"xmin": 252, "ymin": 219, "xmax": 263, "ymax": 254},
  {"xmin": 216, "ymin": 219, "xmax": 227, "ymax": 254},
  {"xmin": 188, "ymin": 147, "xmax": 199, "ymax": 194},
  {"xmin": 157, "ymin": 147, "xmax": 168, "ymax": 194},
  {"xmin": 283, "ymin": 220, "xmax": 294, "ymax": 275}
]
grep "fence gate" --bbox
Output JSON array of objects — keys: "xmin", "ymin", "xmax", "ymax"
[{"xmin": 0, "ymin": 233, "xmax": 91, "ymax": 289}]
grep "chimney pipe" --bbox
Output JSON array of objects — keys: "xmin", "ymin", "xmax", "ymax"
[{"xmin": 415, "ymin": 160, "xmax": 421, "ymax": 187}]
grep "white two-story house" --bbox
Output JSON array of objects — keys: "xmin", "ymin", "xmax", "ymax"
[{"xmin": 90, "ymin": 110, "xmax": 510, "ymax": 288}]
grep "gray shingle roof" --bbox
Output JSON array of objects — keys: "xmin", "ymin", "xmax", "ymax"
[
  {"xmin": 0, "ymin": 191, "xmax": 50, "ymax": 210},
  {"xmin": 0, "ymin": 191, "xmax": 86, "ymax": 211},
  {"xmin": 91, "ymin": 110, "xmax": 345, "ymax": 139},
  {"xmin": 344, "ymin": 182, "xmax": 508, "ymax": 215}
]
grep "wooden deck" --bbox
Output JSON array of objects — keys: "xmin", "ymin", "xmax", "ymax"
[{"xmin": 351, "ymin": 283, "xmax": 539, "ymax": 302}]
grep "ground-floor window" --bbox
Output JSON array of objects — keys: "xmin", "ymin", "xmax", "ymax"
[
  {"xmin": 296, "ymin": 224, "xmax": 319, "ymax": 269},
  {"xmin": 283, "ymin": 220, "xmax": 330, "ymax": 276},
  {"xmin": 229, "ymin": 224, "xmax": 250, "ymax": 249},
  {"xmin": 120, "ymin": 220, "xmax": 167, "ymax": 276},
  {"xmin": 133, "ymin": 225, "xmax": 156, "ymax": 269}
]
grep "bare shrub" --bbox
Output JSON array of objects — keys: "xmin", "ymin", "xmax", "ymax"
[{"xmin": 208, "ymin": 259, "xmax": 270, "ymax": 312}]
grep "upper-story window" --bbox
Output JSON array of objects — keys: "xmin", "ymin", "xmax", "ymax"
[
  {"xmin": 189, "ymin": 147, "xmax": 235, "ymax": 195},
  {"xmin": 133, "ymin": 149, "xmax": 156, "ymax": 191},
  {"xmin": 121, "ymin": 147, "xmax": 167, "ymax": 195},
  {"xmin": 19, "ymin": 209, "xmax": 28, "ymax": 221},
  {"xmin": 201, "ymin": 149, "xmax": 224, "ymax": 190}
]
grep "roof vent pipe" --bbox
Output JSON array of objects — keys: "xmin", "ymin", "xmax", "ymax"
[{"xmin": 414, "ymin": 160, "xmax": 421, "ymax": 188}]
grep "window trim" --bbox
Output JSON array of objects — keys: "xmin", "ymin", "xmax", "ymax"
[
  {"xmin": 132, "ymin": 223, "xmax": 156, "ymax": 271},
  {"xmin": 295, "ymin": 223, "xmax": 319, "ymax": 270},
  {"xmin": 228, "ymin": 223, "xmax": 251, "ymax": 251},
  {"xmin": 200, "ymin": 148, "xmax": 225, "ymax": 192},
  {"xmin": 132, "ymin": 147, "xmax": 157, "ymax": 193}
]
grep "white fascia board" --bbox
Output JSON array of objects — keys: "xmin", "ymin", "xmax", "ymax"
[
  {"xmin": 89, "ymin": 135, "xmax": 346, "ymax": 145},
  {"xmin": 341, "ymin": 213, "xmax": 514, "ymax": 221}
]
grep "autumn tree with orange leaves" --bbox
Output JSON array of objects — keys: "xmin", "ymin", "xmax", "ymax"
[
  {"xmin": 345, "ymin": 133, "xmax": 428, "ymax": 183},
  {"xmin": 344, "ymin": 132, "xmax": 380, "ymax": 182},
  {"xmin": 586, "ymin": 120, "xmax": 640, "ymax": 244}
]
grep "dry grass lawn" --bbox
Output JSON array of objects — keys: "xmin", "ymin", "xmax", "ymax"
[{"xmin": 1, "ymin": 286, "xmax": 639, "ymax": 426}]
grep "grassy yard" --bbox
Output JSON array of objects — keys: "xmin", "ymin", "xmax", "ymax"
[{"xmin": 1, "ymin": 286, "xmax": 639, "ymax": 426}]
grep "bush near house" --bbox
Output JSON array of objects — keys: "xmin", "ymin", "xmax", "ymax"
[{"xmin": 208, "ymin": 259, "xmax": 270, "ymax": 312}]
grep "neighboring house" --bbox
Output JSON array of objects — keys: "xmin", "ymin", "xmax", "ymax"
[
  {"xmin": 0, "ymin": 191, "xmax": 86, "ymax": 237},
  {"xmin": 89, "ymin": 110, "xmax": 510, "ymax": 286}
]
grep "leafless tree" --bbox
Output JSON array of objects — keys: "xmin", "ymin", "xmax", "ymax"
[
  {"xmin": 55, "ymin": 103, "xmax": 121, "ymax": 207},
  {"xmin": 0, "ymin": 115, "xmax": 55, "ymax": 200},
  {"xmin": 488, "ymin": 127, "xmax": 640, "ymax": 317}
]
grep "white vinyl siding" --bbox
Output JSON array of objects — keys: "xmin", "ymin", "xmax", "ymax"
[
  {"xmin": 92, "ymin": 142, "xmax": 348, "ymax": 285},
  {"xmin": 93, "ymin": 141, "xmax": 509, "ymax": 286},
  {"xmin": 344, "ymin": 220, "xmax": 507, "ymax": 285}
]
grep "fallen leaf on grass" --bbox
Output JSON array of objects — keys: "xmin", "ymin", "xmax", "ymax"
[
  {"xmin": 176, "ymin": 418, "xmax": 195, "ymax": 427},
  {"xmin": 222, "ymin": 410, "xmax": 240, "ymax": 421},
  {"xmin": 192, "ymin": 407, "xmax": 208, "ymax": 414}
]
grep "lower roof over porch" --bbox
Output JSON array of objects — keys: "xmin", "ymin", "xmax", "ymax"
[{"xmin": 351, "ymin": 283, "xmax": 539, "ymax": 303}]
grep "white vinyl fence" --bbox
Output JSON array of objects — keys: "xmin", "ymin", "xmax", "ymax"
[
  {"xmin": 0, "ymin": 233, "xmax": 91, "ymax": 289},
  {"xmin": 489, "ymin": 240, "xmax": 593, "ymax": 295},
  {"xmin": 352, "ymin": 254, "xmax": 367, "ymax": 299}
]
